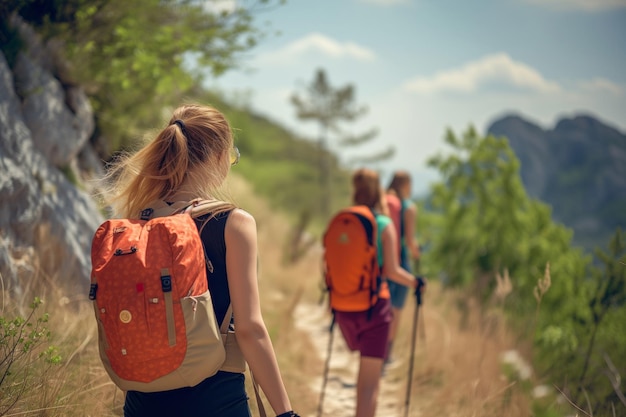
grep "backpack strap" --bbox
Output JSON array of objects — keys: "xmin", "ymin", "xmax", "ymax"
[
  {"xmin": 251, "ymin": 372, "xmax": 267, "ymax": 417},
  {"xmin": 160, "ymin": 268, "xmax": 176, "ymax": 346},
  {"xmin": 187, "ymin": 199, "xmax": 232, "ymax": 218},
  {"xmin": 221, "ymin": 304, "xmax": 233, "ymax": 334},
  {"xmin": 143, "ymin": 200, "xmax": 185, "ymax": 218},
  {"xmin": 142, "ymin": 199, "xmax": 232, "ymax": 219}
]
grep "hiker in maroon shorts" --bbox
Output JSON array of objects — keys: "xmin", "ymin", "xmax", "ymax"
[{"xmin": 333, "ymin": 168, "xmax": 423, "ymax": 417}]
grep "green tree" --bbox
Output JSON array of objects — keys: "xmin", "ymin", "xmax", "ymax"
[
  {"xmin": 425, "ymin": 126, "xmax": 626, "ymax": 414},
  {"xmin": 425, "ymin": 127, "xmax": 586, "ymax": 308},
  {"xmin": 5, "ymin": 0, "xmax": 282, "ymax": 154},
  {"xmin": 535, "ymin": 230, "xmax": 626, "ymax": 415},
  {"xmin": 575, "ymin": 229, "xmax": 626, "ymax": 413},
  {"xmin": 290, "ymin": 68, "xmax": 393, "ymax": 217}
]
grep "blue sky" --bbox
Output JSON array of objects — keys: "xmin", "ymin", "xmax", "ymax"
[{"xmin": 205, "ymin": 0, "xmax": 626, "ymax": 196}]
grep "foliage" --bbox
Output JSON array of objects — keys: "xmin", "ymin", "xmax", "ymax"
[
  {"xmin": 0, "ymin": 297, "xmax": 61, "ymax": 416},
  {"xmin": 572, "ymin": 229, "xmax": 626, "ymax": 414},
  {"xmin": 59, "ymin": 163, "xmax": 79, "ymax": 188},
  {"xmin": 6, "ymin": 0, "xmax": 282, "ymax": 154},
  {"xmin": 533, "ymin": 232, "xmax": 626, "ymax": 415},
  {"xmin": 423, "ymin": 126, "xmax": 626, "ymax": 414},
  {"xmin": 425, "ymin": 127, "xmax": 586, "ymax": 310},
  {"xmin": 0, "ymin": 2, "xmax": 27, "ymax": 68},
  {"xmin": 290, "ymin": 68, "xmax": 393, "ymax": 216}
]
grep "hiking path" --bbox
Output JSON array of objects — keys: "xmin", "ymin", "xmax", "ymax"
[{"xmin": 293, "ymin": 302, "xmax": 422, "ymax": 417}]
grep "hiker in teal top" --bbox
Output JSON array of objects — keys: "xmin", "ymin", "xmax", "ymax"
[{"xmin": 385, "ymin": 170, "xmax": 422, "ymax": 365}]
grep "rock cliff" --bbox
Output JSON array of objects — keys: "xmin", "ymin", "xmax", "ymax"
[{"xmin": 0, "ymin": 17, "xmax": 103, "ymax": 297}]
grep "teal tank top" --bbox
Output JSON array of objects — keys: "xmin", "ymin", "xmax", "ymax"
[{"xmin": 375, "ymin": 214, "xmax": 391, "ymax": 266}]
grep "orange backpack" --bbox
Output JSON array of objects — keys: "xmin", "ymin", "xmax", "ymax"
[
  {"xmin": 322, "ymin": 205, "xmax": 381, "ymax": 312},
  {"xmin": 89, "ymin": 200, "xmax": 237, "ymax": 393}
]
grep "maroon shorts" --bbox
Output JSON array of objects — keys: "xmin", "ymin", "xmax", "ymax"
[{"xmin": 334, "ymin": 298, "xmax": 392, "ymax": 359}]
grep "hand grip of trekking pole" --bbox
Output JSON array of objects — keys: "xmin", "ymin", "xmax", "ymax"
[{"xmin": 414, "ymin": 276, "xmax": 425, "ymax": 306}]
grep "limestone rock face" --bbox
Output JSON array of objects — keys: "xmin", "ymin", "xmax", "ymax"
[
  {"xmin": 0, "ymin": 25, "xmax": 103, "ymax": 296},
  {"xmin": 14, "ymin": 53, "xmax": 94, "ymax": 167}
]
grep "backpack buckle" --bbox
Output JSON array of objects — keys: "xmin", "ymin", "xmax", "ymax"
[
  {"xmin": 88, "ymin": 283, "xmax": 98, "ymax": 300},
  {"xmin": 160, "ymin": 269, "xmax": 172, "ymax": 292},
  {"xmin": 140, "ymin": 208, "xmax": 154, "ymax": 220}
]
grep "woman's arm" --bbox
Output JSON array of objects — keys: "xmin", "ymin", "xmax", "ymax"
[
  {"xmin": 382, "ymin": 223, "xmax": 417, "ymax": 288},
  {"xmin": 404, "ymin": 203, "xmax": 421, "ymax": 260},
  {"xmin": 225, "ymin": 209, "xmax": 292, "ymax": 415}
]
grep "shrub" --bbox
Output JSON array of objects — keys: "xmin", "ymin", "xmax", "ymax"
[{"xmin": 0, "ymin": 297, "xmax": 61, "ymax": 416}]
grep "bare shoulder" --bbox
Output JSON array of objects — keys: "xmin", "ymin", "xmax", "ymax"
[{"xmin": 225, "ymin": 208, "xmax": 257, "ymax": 234}]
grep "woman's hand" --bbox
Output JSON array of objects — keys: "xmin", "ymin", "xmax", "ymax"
[
  {"xmin": 414, "ymin": 276, "xmax": 427, "ymax": 305},
  {"xmin": 414, "ymin": 276, "xmax": 427, "ymax": 293}
]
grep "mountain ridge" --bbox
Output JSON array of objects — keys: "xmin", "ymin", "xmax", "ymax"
[{"xmin": 486, "ymin": 112, "xmax": 626, "ymax": 252}]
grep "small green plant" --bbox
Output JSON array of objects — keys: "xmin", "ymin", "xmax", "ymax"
[
  {"xmin": 0, "ymin": 297, "xmax": 61, "ymax": 416},
  {"xmin": 59, "ymin": 164, "xmax": 80, "ymax": 188}
]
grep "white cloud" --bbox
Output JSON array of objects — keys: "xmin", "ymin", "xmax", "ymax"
[
  {"xmin": 359, "ymin": 0, "xmax": 411, "ymax": 5},
  {"xmin": 525, "ymin": 0, "xmax": 626, "ymax": 11},
  {"xmin": 579, "ymin": 78, "xmax": 625, "ymax": 95},
  {"xmin": 201, "ymin": 0, "xmax": 237, "ymax": 14},
  {"xmin": 255, "ymin": 33, "xmax": 376, "ymax": 66},
  {"xmin": 404, "ymin": 53, "xmax": 561, "ymax": 95}
]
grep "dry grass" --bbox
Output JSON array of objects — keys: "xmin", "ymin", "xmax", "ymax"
[
  {"xmin": 387, "ymin": 283, "xmax": 535, "ymax": 417},
  {"xmin": 1, "ymin": 228, "xmax": 124, "ymax": 416},
  {"xmin": 1, "ymin": 174, "xmax": 556, "ymax": 416}
]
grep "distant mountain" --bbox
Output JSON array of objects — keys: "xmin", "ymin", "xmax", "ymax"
[{"xmin": 487, "ymin": 114, "xmax": 626, "ymax": 252}]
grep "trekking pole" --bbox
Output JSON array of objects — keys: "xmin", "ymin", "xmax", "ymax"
[
  {"xmin": 404, "ymin": 277, "xmax": 424, "ymax": 417},
  {"xmin": 317, "ymin": 314, "xmax": 335, "ymax": 417}
]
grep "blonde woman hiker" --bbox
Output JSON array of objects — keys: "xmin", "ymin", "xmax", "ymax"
[
  {"xmin": 99, "ymin": 104, "xmax": 298, "ymax": 417},
  {"xmin": 385, "ymin": 170, "xmax": 421, "ymax": 365},
  {"xmin": 333, "ymin": 168, "xmax": 423, "ymax": 417}
]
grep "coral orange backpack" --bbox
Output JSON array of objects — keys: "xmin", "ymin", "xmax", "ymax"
[
  {"xmin": 322, "ymin": 206, "xmax": 381, "ymax": 313},
  {"xmin": 89, "ymin": 200, "xmax": 237, "ymax": 393}
]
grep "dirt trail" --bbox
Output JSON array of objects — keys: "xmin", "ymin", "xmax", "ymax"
[{"xmin": 294, "ymin": 302, "xmax": 419, "ymax": 417}]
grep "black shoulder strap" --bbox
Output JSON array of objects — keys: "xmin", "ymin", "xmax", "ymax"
[{"xmin": 353, "ymin": 210, "xmax": 376, "ymax": 247}]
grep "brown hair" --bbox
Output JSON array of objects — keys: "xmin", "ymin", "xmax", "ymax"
[
  {"xmin": 100, "ymin": 104, "xmax": 236, "ymax": 218},
  {"xmin": 352, "ymin": 168, "xmax": 388, "ymax": 215},
  {"xmin": 387, "ymin": 170, "xmax": 411, "ymax": 199}
]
